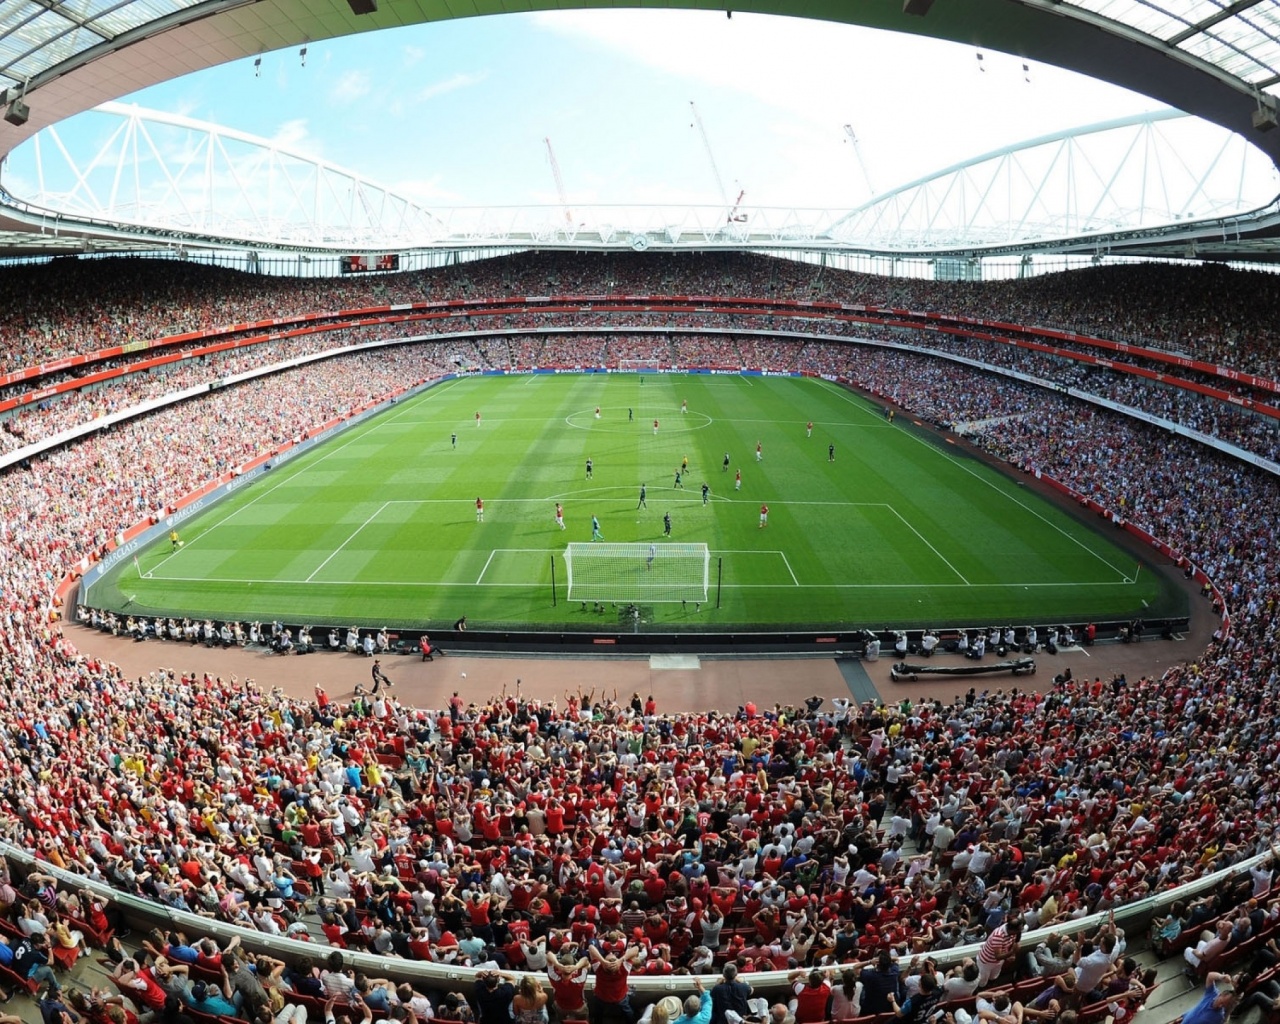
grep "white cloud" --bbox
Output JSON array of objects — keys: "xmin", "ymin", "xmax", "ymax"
[
  {"xmin": 528, "ymin": 8, "xmax": 1167, "ymax": 198},
  {"xmin": 170, "ymin": 97, "xmax": 202, "ymax": 120},
  {"xmin": 416, "ymin": 70, "xmax": 489, "ymax": 103},
  {"xmin": 34, "ymin": 8, "xmax": 1269, "ymax": 230},
  {"xmin": 270, "ymin": 118, "xmax": 315, "ymax": 154},
  {"xmin": 329, "ymin": 69, "xmax": 373, "ymax": 106},
  {"xmin": 391, "ymin": 176, "xmax": 465, "ymax": 204}
]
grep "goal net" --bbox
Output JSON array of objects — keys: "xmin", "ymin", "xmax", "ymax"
[
  {"xmin": 617, "ymin": 358, "xmax": 662, "ymax": 372},
  {"xmin": 564, "ymin": 542, "xmax": 710, "ymax": 603}
]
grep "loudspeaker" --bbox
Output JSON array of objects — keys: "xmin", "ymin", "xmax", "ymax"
[
  {"xmin": 4, "ymin": 99, "xmax": 29, "ymax": 127},
  {"xmin": 346, "ymin": 0, "xmax": 377, "ymax": 13},
  {"xmin": 903, "ymin": 0, "xmax": 935, "ymax": 13}
]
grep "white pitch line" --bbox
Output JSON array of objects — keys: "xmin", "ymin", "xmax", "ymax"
[
  {"xmin": 885, "ymin": 504, "xmax": 971, "ymax": 585},
  {"xmin": 305, "ymin": 501, "xmax": 391, "ymax": 583},
  {"xmin": 724, "ymin": 417, "xmax": 893, "ymax": 428},
  {"xmin": 475, "ymin": 550, "xmax": 497, "ymax": 585},
  {"xmin": 819, "ymin": 378, "xmax": 1133, "ymax": 582},
  {"xmin": 483, "ymin": 547, "xmax": 564, "ymax": 553},
  {"xmin": 923, "ymin": 444, "xmax": 1133, "ymax": 581},
  {"xmin": 378, "ymin": 494, "xmax": 890, "ymax": 507},
  {"xmin": 161, "ymin": 378, "xmax": 463, "ymax": 557},
  {"xmin": 816, "ymin": 378, "xmax": 891, "ymax": 424},
  {"xmin": 142, "ymin": 573, "xmax": 1137, "ymax": 590},
  {"xmin": 779, "ymin": 551, "xmax": 800, "ymax": 586},
  {"xmin": 697, "ymin": 498, "xmax": 890, "ymax": 507},
  {"xmin": 148, "ymin": 541, "xmax": 188, "ymax": 575}
]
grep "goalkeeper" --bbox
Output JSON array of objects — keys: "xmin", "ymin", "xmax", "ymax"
[{"xmin": 591, "ymin": 515, "xmax": 604, "ymax": 542}]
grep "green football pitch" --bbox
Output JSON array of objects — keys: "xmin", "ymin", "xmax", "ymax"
[{"xmin": 91, "ymin": 373, "xmax": 1183, "ymax": 631}]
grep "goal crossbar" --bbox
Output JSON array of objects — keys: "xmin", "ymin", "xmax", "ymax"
[{"xmin": 564, "ymin": 542, "xmax": 709, "ymax": 603}]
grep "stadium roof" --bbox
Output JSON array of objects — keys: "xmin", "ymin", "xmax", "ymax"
[{"xmin": 4, "ymin": 0, "xmax": 1280, "ymax": 261}]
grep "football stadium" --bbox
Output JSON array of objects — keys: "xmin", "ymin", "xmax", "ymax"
[{"xmin": 1, "ymin": 6, "xmax": 1280, "ymax": 1024}]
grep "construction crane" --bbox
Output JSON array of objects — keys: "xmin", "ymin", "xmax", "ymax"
[
  {"xmin": 544, "ymin": 137, "xmax": 573, "ymax": 226},
  {"xmin": 727, "ymin": 188, "xmax": 746, "ymax": 223},
  {"xmin": 690, "ymin": 101, "xmax": 747, "ymax": 224},
  {"xmin": 843, "ymin": 124, "xmax": 877, "ymax": 200}
]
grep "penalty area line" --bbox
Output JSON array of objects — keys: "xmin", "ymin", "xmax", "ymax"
[
  {"xmin": 885, "ymin": 504, "xmax": 970, "ymax": 585},
  {"xmin": 306, "ymin": 501, "xmax": 391, "ymax": 583},
  {"xmin": 475, "ymin": 550, "xmax": 497, "ymax": 585}
]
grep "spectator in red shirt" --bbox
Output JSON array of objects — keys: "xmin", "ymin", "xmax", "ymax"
[
  {"xmin": 588, "ymin": 944, "xmax": 642, "ymax": 1024},
  {"xmin": 789, "ymin": 969, "xmax": 832, "ymax": 1024}
]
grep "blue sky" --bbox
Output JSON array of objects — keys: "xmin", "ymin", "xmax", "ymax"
[
  {"xmin": 8, "ymin": 9, "xmax": 1277, "ymax": 227},
  {"xmin": 106, "ymin": 10, "xmax": 1171, "ymax": 208}
]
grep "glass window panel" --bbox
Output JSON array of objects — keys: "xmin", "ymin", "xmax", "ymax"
[
  {"xmin": 91, "ymin": 0, "xmax": 192, "ymax": 35},
  {"xmin": 1062, "ymin": 0, "xmax": 1215, "ymax": 38},
  {"xmin": 0, "ymin": 8, "xmax": 68, "ymax": 43},
  {"xmin": 8, "ymin": 23, "xmax": 100, "ymax": 75},
  {"xmin": 1180, "ymin": 34, "xmax": 1270, "ymax": 77}
]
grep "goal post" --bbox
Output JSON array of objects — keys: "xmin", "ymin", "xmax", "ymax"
[
  {"xmin": 564, "ymin": 542, "xmax": 710, "ymax": 603},
  {"xmin": 617, "ymin": 358, "xmax": 662, "ymax": 373}
]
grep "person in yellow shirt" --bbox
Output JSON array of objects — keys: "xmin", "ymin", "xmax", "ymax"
[{"xmin": 1041, "ymin": 891, "xmax": 1059, "ymax": 922}]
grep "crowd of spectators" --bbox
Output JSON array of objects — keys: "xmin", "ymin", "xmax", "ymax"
[
  {"xmin": 0, "ymin": 253, "xmax": 1279, "ymax": 1022},
  {"xmin": 826, "ymin": 345, "xmax": 1280, "ymax": 633},
  {"xmin": 6, "ymin": 252, "xmax": 1280, "ymax": 380},
  {"xmin": 874, "ymin": 332, "xmax": 1280, "ymax": 463},
  {"xmin": 0, "ymin": 336, "xmax": 350, "ymax": 454},
  {"xmin": 9, "ymin": 254, "xmax": 1280, "ymax": 472}
]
